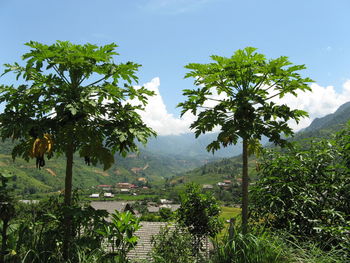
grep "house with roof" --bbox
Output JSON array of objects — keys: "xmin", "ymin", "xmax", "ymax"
[
  {"xmin": 116, "ymin": 182, "xmax": 135, "ymax": 189},
  {"xmin": 96, "ymin": 184, "xmax": 113, "ymax": 191},
  {"xmin": 103, "ymin": 193, "xmax": 114, "ymax": 198},
  {"xmin": 90, "ymin": 201, "xmax": 135, "ymax": 215}
]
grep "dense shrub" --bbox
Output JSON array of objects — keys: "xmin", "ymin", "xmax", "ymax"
[
  {"xmin": 177, "ymin": 183, "xmax": 222, "ymax": 256},
  {"xmin": 149, "ymin": 226, "xmax": 198, "ymax": 263},
  {"xmin": 250, "ymin": 134, "xmax": 350, "ymax": 253}
]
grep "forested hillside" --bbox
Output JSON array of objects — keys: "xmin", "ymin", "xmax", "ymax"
[{"xmin": 0, "ymin": 139, "xmax": 208, "ymax": 196}]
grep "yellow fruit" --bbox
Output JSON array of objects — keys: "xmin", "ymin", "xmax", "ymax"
[
  {"xmin": 30, "ymin": 134, "xmax": 53, "ymax": 169},
  {"xmin": 44, "ymin": 134, "xmax": 53, "ymax": 153}
]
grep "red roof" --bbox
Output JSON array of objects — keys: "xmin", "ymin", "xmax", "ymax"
[{"xmin": 97, "ymin": 184, "xmax": 112, "ymax": 187}]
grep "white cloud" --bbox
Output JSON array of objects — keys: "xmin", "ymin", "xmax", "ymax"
[
  {"xmin": 132, "ymin": 77, "xmax": 196, "ymax": 135},
  {"xmin": 135, "ymin": 78, "xmax": 350, "ymax": 136},
  {"xmin": 273, "ymin": 80, "xmax": 350, "ymax": 131}
]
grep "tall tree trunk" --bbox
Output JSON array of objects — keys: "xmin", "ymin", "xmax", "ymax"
[
  {"xmin": 242, "ymin": 138, "xmax": 249, "ymax": 234},
  {"xmin": 63, "ymin": 140, "xmax": 74, "ymax": 260}
]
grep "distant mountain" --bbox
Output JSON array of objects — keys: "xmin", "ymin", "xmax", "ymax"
[
  {"xmin": 141, "ymin": 132, "xmax": 269, "ymax": 159},
  {"xmin": 302, "ymin": 101, "xmax": 350, "ymax": 134},
  {"xmin": 294, "ymin": 101, "xmax": 350, "ymax": 140},
  {"xmin": 178, "ymin": 101, "xmax": 350, "ymax": 185},
  {"xmin": 140, "ymin": 133, "xmax": 238, "ymax": 158}
]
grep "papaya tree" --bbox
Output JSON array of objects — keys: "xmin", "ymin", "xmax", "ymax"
[
  {"xmin": 0, "ymin": 41, "xmax": 155, "ymax": 259},
  {"xmin": 178, "ymin": 47, "xmax": 313, "ymax": 234}
]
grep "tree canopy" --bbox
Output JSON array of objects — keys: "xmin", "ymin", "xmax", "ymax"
[
  {"xmin": 0, "ymin": 41, "xmax": 155, "ymax": 168},
  {"xmin": 179, "ymin": 47, "xmax": 312, "ymax": 149}
]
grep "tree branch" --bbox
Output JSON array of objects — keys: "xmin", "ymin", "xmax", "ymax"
[
  {"xmin": 78, "ymin": 76, "xmax": 87, "ymax": 86},
  {"xmin": 252, "ymin": 73, "xmax": 268, "ymax": 91},
  {"xmin": 265, "ymin": 91, "xmax": 283, "ymax": 101},
  {"xmin": 262, "ymin": 77, "xmax": 283, "ymax": 93},
  {"xmin": 84, "ymin": 76, "xmax": 110, "ymax": 88},
  {"xmin": 51, "ymin": 64, "xmax": 70, "ymax": 84},
  {"xmin": 206, "ymin": 97, "xmax": 224, "ymax": 103}
]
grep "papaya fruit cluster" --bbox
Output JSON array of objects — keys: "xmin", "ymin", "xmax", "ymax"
[{"xmin": 30, "ymin": 134, "xmax": 53, "ymax": 169}]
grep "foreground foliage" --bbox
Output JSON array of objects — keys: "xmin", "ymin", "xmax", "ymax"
[
  {"xmin": 210, "ymin": 229, "xmax": 289, "ymax": 263},
  {"xmin": 0, "ymin": 192, "xmax": 140, "ymax": 263},
  {"xmin": 251, "ymin": 126, "xmax": 350, "ymax": 256},
  {"xmin": 149, "ymin": 226, "xmax": 198, "ymax": 263},
  {"xmin": 0, "ymin": 172, "xmax": 16, "ymax": 263},
  {"xmin": 210, "ymin": 228, "xmax": 348, "ymax": 263}
]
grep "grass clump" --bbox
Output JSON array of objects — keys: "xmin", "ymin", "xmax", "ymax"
[{"xmin": 210, "ymin": 229, "xmax": 289, "ymax": 263}]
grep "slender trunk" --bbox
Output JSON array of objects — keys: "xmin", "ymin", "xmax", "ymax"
[
  {"xmin": 63, "ymin": 140, "xmax": 74, "ymax": 261},
  {"xmin": 242, "ymin": 138, "xmax": 249, "ymax": 234},
  {"xmin": 0, "ymin": 219, "xmax": 8, "ymax": 263}
]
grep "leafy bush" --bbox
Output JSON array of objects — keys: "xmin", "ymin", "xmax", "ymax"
[
  {"xmin": 11, "ymin": 193, "xmax": 109, "ymax": 262},
  {"xmin": 250, "ymin": 136, "xmax": 350, "ymax": 252},
  {"xmin": 159, "ymin": 207, "xmax": 174, "ymax": 221},
  {"xmin": 149, "ymin": 225, "xmax": 198, "ymax": 263},
  {"xmin": 177, "ymin": 183, "xmax": 222, "ymax": 256}
]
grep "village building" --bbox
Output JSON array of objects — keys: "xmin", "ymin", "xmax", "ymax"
[
  {"xmin": 160, "ymin": 204, "xmax": 180, "ymax": 212},
  {"xmin": 202, "ymin": 184, "xmax": 214, "ymax": 189},
  {"xmin": 147, "ymin": 204, "xmax": 180, "ymax": 213},
  {"xmin": 90, "ymin": 201, "xmax": 135, "ymax": 215},
  {"xmin": 103, "ymin": 193, "xmax": 114, "ymax": 198},
  {"xmin": 116, "ymin": 182, "xmax": 134, "ymax": 189},
  {"xmin": 217, "ymin": 182, "xmax": 226, "ymax": 187},
  {"xmin": 159, "ymin": 199, "xmax": 172, "ymax": 204},
  {"xmin": 96, "ymin": 184, "xmax": 113, "ymax": 191},
  {"xmin": 223, "ymin": 180, "xmax": 232, "ymax": 184},
  {"xmin": 137, "ymin": 177, "xmax": 147, "ymax": 183},
  {"xmin": 147, "ymin": 205, "xmax": 159, "ymax": 213}
]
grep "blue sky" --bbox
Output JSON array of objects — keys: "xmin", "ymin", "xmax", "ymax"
[{"xmin": 1, "ymin": 0, "xmax": 350, "ymax": 134}]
